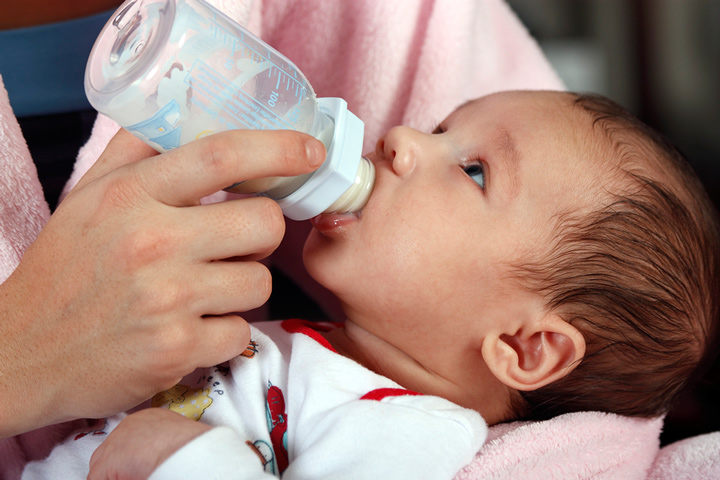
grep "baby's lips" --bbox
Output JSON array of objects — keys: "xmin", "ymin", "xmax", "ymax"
[{"xmin": 310, "ymin": 212, "xmax": 359, "ymax": 236}]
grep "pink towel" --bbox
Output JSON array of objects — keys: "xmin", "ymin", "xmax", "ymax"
[
  {"xmin": 0, "ymin": 76, "xmax": 49, "ymax": 283},
  {"xmin": 458, "ymin": 413, "xmax": 663, "ymax": 479},
  {"xmin": 648, "ymin": 431, "xmax": 720, "ymax": 480}
]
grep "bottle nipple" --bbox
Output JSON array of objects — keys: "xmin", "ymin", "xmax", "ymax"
[
  {"xmin": 273, "ymin": 97, "xmax": 370, "ymax": 221},
  {"xmin": 325, "ymin": 156, "xmax": 375, "ymax": 214}
]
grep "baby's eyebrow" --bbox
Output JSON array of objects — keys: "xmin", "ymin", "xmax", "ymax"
[{"xmin": 495, "ymin": 127, "xmax": 521, "ymax": 199}]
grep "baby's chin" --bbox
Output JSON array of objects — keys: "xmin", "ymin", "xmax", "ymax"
[{"xmin": 302, "ymin": 212, "xmax": 362, "ymax": 286}]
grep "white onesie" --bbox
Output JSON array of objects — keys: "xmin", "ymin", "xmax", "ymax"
[{"xmin": 23, "ymin": 320, "xmax": 487, "ymax": 479}]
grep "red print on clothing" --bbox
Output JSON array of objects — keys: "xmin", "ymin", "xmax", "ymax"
[
  {"xmin": 361, "ymin": 388, "xmax": 423, "ymax": 401},
  {"xmin": 267, "ymin": 383, "xmax": 289, "ymax": 473},
  {"xmin": 281, "ymin": 318, "xmax": 340, "ymax": 353}
]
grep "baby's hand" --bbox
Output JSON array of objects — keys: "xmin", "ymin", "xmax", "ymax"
[{"xmin": 88, "ymin": 409, "xmax": 211, "ymax": 480}]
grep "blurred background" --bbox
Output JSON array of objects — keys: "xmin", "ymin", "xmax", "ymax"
[
  {"xmin": 3, "ymin": 0, "xmax": 718, "ymax": 446},
  {"xmin": 506, "ymin": 0, "xmax": 720, "ymax": 446},
  {"xmin": 507, "ymin": 0, "xmax": 720, "ymax": 208}
]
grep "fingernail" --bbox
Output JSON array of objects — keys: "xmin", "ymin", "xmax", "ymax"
[{"xmin": 305, "ymin": 139, "xmax": 326, "ymax": 167}]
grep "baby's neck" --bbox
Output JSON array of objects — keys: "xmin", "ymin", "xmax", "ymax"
[
  {"xmin": 322, "ymin": 319, "xmax": 513, "ymax": 425},
  {"xmin": 323, "ymin": 321, "xmax": 437, "ymax": 389}
]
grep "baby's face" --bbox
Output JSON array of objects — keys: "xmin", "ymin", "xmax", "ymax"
[{"xmin": 304, "ymin": 91, "xmax": 605, "ymax": 355}]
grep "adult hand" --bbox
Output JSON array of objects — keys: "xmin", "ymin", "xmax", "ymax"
[
  {"xmin": 0, "ymin": 129, "xmax": 324, "ymax": 437},
  {"xmin": 87, "ymin": 409, "xmax": 211, "ymax": 480}
]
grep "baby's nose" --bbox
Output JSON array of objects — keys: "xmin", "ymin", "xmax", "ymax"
[{"xmin": 376, "ymin": 126, "xmax": 418, "ymax": 177}]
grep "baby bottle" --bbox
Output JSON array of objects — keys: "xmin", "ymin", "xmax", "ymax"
[{"xmin": 84, "ymin": 0, "xmax": 374, "ymax": 220}]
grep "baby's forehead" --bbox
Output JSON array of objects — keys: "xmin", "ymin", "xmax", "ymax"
[
  {"xmin": 458, "ymin": 91, "xmax": 651, "ymax": 183},
  {"xmin": 460, "ymin": 91, "xmax": 596, "ymax": 139}
]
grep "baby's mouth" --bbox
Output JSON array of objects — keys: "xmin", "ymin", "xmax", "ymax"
[{"xmin": 310, "ymin": 211, "xmax": 361, "ymax": 235}]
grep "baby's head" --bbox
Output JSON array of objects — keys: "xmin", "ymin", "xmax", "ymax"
[
  {"xmin": 304, "ymin": 90, "xmax": 720, "ymax": 424},
  {"xmin": 505, "ymin": 92, "xmax": 720, "ymax": 420}
]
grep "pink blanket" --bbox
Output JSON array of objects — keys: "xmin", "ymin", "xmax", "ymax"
[{"xmin": 1, "ymin": 1, "xmax": 718, "ymax": 478}]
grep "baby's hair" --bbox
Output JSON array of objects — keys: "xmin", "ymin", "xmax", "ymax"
[{"xmin": 510, "ymin": 93, "xmax": 720, "ymax": 420}]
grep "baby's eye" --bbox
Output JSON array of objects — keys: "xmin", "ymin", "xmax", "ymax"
[{"xmin": 462, "ymin": 163, "xmax": 485, "ymax": 189}]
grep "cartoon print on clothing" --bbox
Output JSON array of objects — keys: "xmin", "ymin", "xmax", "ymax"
[
  {"xmin": 246, "ymin": 439, "xmax": 277, "ymax": 474},
  {"xmin": 20, "ymin": 322, "xmax": 488, "ymax": 478},
  {"xmin": 151, "ymin": 385, "xmax": 213, "ymax": 421},
  {"xmin": 266, "ymin": 381, "xmax": 289, "ymax": 473},
  {"xmin": 73, "ymin": 418, "xmax": 108, "ymax": 441},
  {"xmin": 241, "ymin": 340, "xmax": 259, "ymax": 358},
  {"xmin": 196, "ymin": 362, "xmax": 233, "ymax": 396},
  {"xmin": 214, "ymin": 362, "xmax": 231, "ymax": 377}
]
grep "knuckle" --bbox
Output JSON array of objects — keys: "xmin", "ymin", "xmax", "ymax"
[
  {"xmin": 96, "ymin": 174, "xmax": 145, "ymax": 212},
  {"xmin": 152, "ymin": 320, "xmax": 195, "ymax": 359},
  {"xmin": 213, "ymin": 320, "xmax": 252, "ymax": 359},
  {"xmin": 275, "ymin": 143, "xmax": 298, "ymax": 172},
  {"xmin": 256, "ymin": 198, "xmax": 286, "ymax": 239},
  {"xmin": 135, "ymin": 278, "xmax": 185, "ymax": 315},
  {"xmin": 197, "ymin": 135, "xmax": 236, "ymax": 180},
  {"xmin": 238, "ymin": 197, "xmax": 285, "ymax": 250},
  {"xmin": 235, "ymin": 262, "xmax": 272, "ymax": 307},
  {"xmin": 237, "ymin": 262, "xmax": 272, "ymax": 308},
  {"xmin": 115, "ymin": 227, "xmax": 174, "ymax": 271},
  {"xmin": 275, "ymin": 132, "xmax": 308, "ymax": 170},
  {"xmin": 254, "ymin": 263, "xmax": 273, "ymax": 302}
]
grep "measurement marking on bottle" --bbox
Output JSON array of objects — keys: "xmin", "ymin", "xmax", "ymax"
[
  {"xmin": 208, "ymin": 17, "xmax": 306, "ymax": 97},
  {"xmin": 187, "ymin": 60, "xmax": 293, "ymax": 131},
  {"xmin": 268, "ymin": 91, "xmax": 279, "ymax": 107}
]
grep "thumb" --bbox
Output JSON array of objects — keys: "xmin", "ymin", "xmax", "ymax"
[
  {"xmin": 72, "ymin": 129, "xmax": 158, "ymax": 192},
  {"xmin": 128, "ymin": 129, "xmax": 325, "ymax": 207}
]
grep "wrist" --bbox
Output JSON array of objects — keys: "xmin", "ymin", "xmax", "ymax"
[{"xmin": 0, "ymin": 276, "xmax": 70, "ymax": 436}]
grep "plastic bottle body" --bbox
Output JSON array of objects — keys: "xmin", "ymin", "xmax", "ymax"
[{"xmin": 85, "ymin": 0, "xmax": 373, "ymax": 219}]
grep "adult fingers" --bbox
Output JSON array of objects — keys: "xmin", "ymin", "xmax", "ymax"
[
  {"xmin": 130, "ymin": 129, "xmax": 325, "ymax": 207},
  {"xmin": 179, "ymin": 196, "xmax": 286, "ymax": 262},
  {"xmin": 193, "ymin": 315, "xmax": 253, "ymax": 368},
  {"xmin": 73, "ymin": 129, "xmax": 158, "ymax": 192},
  {"xmin": 186, "ymin": 261, "xmax": 274, "ymax": 316}
]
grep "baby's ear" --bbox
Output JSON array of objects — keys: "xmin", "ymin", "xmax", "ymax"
[{"xmin": 481, "ymin": 314, "xmax": 585, "ymax": 391}]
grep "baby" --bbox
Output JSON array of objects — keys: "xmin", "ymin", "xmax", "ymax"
[{"xmin": 22, "ymin": 90, "xmax": 720, "ymax": 479}]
